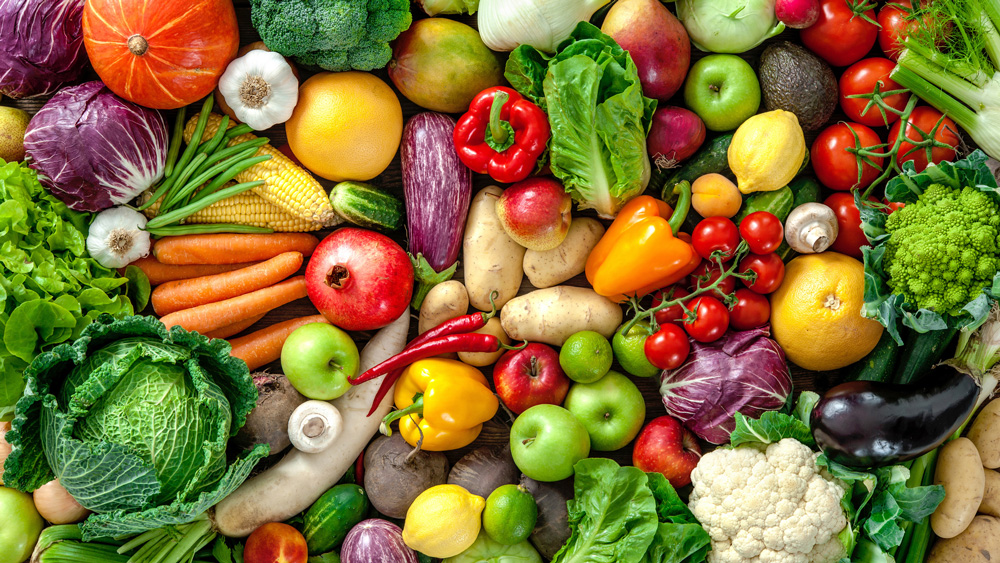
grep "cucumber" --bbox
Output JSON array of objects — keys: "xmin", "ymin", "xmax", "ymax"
[
  {"xmin": 893, "ymin": 327, "xmax": 959, "ymax": 384},
  {"xmin": 656, "ymin": 134, "xmax": 733, "ymax": 200},
  {"xmin": 737, "ymin": 186, "xmax": 794, "ymax": 224},
  {"xmin": 329, "ymin": 181, "xmax": 405, "ymax": 232},
  {"xmin": 849, "ymin": 330, "xmax": 904, "ymax": 382},
  {"xmin": 303, "ymin": 484, "xmax": 369, "ymax": 555}
]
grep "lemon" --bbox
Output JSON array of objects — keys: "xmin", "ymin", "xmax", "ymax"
[
  {"xmin": 612, "ymin": 321, "xmax": 660, "ymax": 378},
  {"xmin": 728, "ymin": 109, "xmax": 806, "ymax": 194},
  {"xmin": 560, "ymin": 331, "xmax": 613, "ymax": 383},
  {"xmin": 482, "ymin": 484, "xmax": 538, "ymax": 546},
  {"xmin": 402, "ymin": 484, "xmax": 485, "ymax": 558}
]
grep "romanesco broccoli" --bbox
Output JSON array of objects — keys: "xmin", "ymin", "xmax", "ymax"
[
  {"xmin": 249, "ymin": 0, "xmax": 412, "ymax": 72},
  {"xmin": 883, "ymin": 183, "xmax": 1000, "ymax": 316}
]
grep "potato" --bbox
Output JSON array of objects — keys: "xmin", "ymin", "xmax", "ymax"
[
  {"xmin": 500, "ymin": 286, "xmax": 623, "ymax": 346},
  {"xmin": 982, "ymin": 469, "xmax": 1000, "ymax": 517},
  {"xmin": 523, "ymin": 218, "xmax": 605, "ymax": 289},
  {"xmin": 458, "ymin": 317, "xmax": 509, "ymax": 367},
  {"xmin": 928, "ymin": 515, "xmax": 1000, "ymax": 563},
  {"xmin": 932, "ymin": 437, "xmax": 986, "ymax": 539},
  {"xmin": 969, "ymin": 399, "xmax": 1000, "ymax": 468},
  {"xmin": 419, "ymin": 280, "xmax": 469, "ymax": 334},
  {"xmin": 463, "ymin": 186, "xmax": 527, "ymax": 311},
  {"xmin": 691, "ymin": 173, "xmax": 742, "ymax": 219}
]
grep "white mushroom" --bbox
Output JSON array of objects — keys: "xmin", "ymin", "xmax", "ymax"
[
  {"xmin": 287, "ymin": 401, "xmax": 343, "ymax": 453},
  {"xmin": 784, "ymin": 203, "xmax": 839, "ymax": 254}
]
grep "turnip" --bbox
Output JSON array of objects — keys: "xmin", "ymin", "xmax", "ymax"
[
  {"xmin": 447, "ymin": 444, "xmax": 520, "ymax": 500},
  {"xmin": 233, "ymin": 373, "xmax": 307, "ymax": 456},
  {"xmin": 646, "ymin": 106, "xmax": 706, "ymax": 170},
  {"xmin": 363, "ymin": 433, "xmax": 450, "ymax": 519},
  {"xmin": 775, "ymin": 0, "xmax": 820, "ymax": 29}
]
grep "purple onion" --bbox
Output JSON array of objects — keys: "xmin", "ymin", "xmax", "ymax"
[
  {"xmin": 0, "ymin": 0, "xmax": 87, "ymax": 98},
  {"xmin": 341, "ymin": 519, "xmax": 418, "ymax": 563},
  {"xmin": 24, "ymin": 81, "xmax": 168, "ymax": 212},
  {"xmin": 660, "ymin": 325, "xmax": 791, "ymax": 444}
]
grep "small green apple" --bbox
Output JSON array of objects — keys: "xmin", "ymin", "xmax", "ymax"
[
  {"xmin": 510, "ymin": 404, "xmax": 590, "ymax": 482},
  {"xmin": 281, "ymin": 322, "xmax": 359, "ymax": 400},
  {"xmin": 0, "ymin": 487, "xmax": 43, "ymax": 563},
  {"xmin": 564, "ymin": 371, "xmax": 646, "ymax": 451},
  {"xmin": 683, "ymin": 54, "xmax": 761, "ymax": 132}
]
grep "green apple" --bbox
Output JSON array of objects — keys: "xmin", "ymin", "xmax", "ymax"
[
  {"xmin": 0, "ymin": 487, "xmax": 43, "ymax": 563},
  {"xmin": 564, "ymin": 371, "xmax": 646, "ymax": 452},
  {"xmin": 281, "ymin": 322, "xmax": 359, "ymax": 400},
  {"xmin": 510, "ymin": 404, "xmax": 590, "ymax": 482},
  {"xmin": 683, "ymin": 54, "xmax": 761, "ymax": 132}
]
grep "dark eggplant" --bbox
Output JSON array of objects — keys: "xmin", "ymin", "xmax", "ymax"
[{"xmin": 811, "ymin": 365, "xmax": 979, "ymax": 467}]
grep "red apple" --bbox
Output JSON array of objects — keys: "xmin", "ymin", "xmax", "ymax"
[
  {"xmin": 306, "ymin": 228, "xmax": 414, "ymax": 332},
  {"xmin": 494, "ymin": 343, "xmax": 571, "ymax": 414},
  {"xmin": 632, "ymin": 416, "xmax": 702, "ymax": 487},
  {"xmin": 244, "ymin": 522, "xmax": 308, "ymax": 563},
  {"xmin": 495, "ymin": 178, "xmax": 572, "ymax": 251}
]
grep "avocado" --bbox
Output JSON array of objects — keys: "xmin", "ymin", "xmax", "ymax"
[{"xmin": 758, "ymin": 41, "xmax": 838, "ymax": 131}]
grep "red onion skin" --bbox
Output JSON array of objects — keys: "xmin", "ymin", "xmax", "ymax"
[
  {"xmin": 647, "ymin": 107, "xmax": 706, "ymax": 168},
  {"xmin": 341, "ymin": 519, "xmax": 418, "ymax": 563}
]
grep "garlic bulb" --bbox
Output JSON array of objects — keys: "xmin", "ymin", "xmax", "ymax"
[
  {"xmin": 87, "ymin": 207, "xmax": 151, "ymax": 268},
  {"xmin": 478, "ymin": 0, "xmax": 611, "ymax": 52},
  {"xmin": 219, "ymin": 50, "xmax": 299, "ymax": 131}
]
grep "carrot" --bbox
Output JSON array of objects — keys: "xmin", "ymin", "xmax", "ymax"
[
  {"xmin": 203, "ymin": 314, "xmax": 266, "ymax": 340},
  {"xmin": 228, "ymin": 315, "xmax": 331, "ymax": 371},
  {"xmin": 159, "ymin": 276, "xmax": 309, "ymax": 334},
  {"xmin": 151, "ymin": 252, "xmax": 304, "ymax": 316},
  {"xmin": 122, "ymin": 257, "xmax": 257, "ymax": 286},
  {"xmin": 153, "ymin": 233, "xmax": 320, "ymax": 265}
]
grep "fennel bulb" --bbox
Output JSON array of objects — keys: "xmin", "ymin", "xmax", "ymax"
[{"xmin": 478, "ymin": 0, "xmax": 610, "ymax": 53}]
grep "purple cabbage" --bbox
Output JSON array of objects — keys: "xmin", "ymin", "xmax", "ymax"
[
  {"xmin": 0, "ymin": 0, "xmax": 87, "ymax": 98},
  {"xmin": 659, "ymin": 325, "xmax": 791, "ymax": 444},
  {"xmin": 341, "ymin": 519, "xmax": 418, "ymax": 563},
  {"xmin": 23, "ymin": 81, "xmax": 168, "ymax": 212}
]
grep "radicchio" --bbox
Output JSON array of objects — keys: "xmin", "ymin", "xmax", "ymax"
[
  {"xmin": 0, "ymin": 0, "xmax": 87, "ymax": 98},
  {"xmin": 659, "ymin": 325, "xmax": 791, "ymax": 444}
]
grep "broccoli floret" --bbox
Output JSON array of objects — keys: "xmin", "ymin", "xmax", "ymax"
[
  {"xmin": 250, "ymin": 0, "xmax": 412, "ymax": 72},
  {"xmin": 883, "ymin": 184, "xmax": 1000, "ymax": 316}
]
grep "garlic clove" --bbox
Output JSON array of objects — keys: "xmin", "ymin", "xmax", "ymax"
[{"xmin": 86, "ymin": 206, "xmax": 151, "ymax": 268}]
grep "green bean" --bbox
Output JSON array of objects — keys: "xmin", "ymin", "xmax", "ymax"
[
  {"xmin": 159, "ymin": 152, "xmax": 207, "ymax": 212},
  {"xmin": 163, "ymin": 106, "xmax": 186, "ymax": 178},
  {"xmin": 167, "ymin": 147, "xmax": 260, "ymax": 209},
  {"xmin": 225, "ymin": 123, "xmax": 253, "ymax": 139},
  {"xmin": 146, "ymin": 224, "xmax": 274, "ymax": 236},
  {"xmin": 146, "ymin": 180, "xmax": 265, "ymax": 229},
  {"xmin": 195, "ymin": 114, "xmax": 229, "ymax": 156},
  {"xmin": 192, "ymin": 155, "xmax": 270, "ymax": 202},
  {"xmin": 142, "ymin": 98, "xmax": 213, "ymax": 210},
  {"xmin": 188, "ymin": 137, "xmax": 267, "ymax": 180}
]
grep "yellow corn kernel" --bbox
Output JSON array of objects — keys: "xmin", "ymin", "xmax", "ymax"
[{"xmin": 143, "ymin": 189, "xmax": 324, "ymax": 232}]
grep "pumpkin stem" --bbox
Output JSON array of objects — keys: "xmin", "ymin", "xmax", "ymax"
[{"xmin": 127, "ymin": 34, "xmax": 149, "ymax": 56}]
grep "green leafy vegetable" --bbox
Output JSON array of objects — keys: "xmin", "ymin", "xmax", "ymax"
[
  {"xmin": 444, "ymin": 532, "xmax": 541, "ymax": 562},
  {"xmin": 642, "ymin": 474, "xmax": 711, "ymax": 563},
  {"xmin": 729, "ymin": 409, "xmax": 815, "ymax": 447}
]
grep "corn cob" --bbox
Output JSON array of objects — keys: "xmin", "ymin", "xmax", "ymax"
[
  {"xmin": 183, "ymin": 114, "xmax": 338, "ymax": 226},
  {"xmin": 143, "ymin": 187, "xmax": 324, "ymax": 232}
]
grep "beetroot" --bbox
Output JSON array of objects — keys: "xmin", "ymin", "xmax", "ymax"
[
  {"xmin": 647, "ymin": 107, "xmax": 706, "ymax": 170},
  {"xmin": 341, "ymin": 520, "xmax": 417, "ymax": 563},
  {"xmin": 776, "ymin": 0, "xmax": 821, "ymax": 29}
]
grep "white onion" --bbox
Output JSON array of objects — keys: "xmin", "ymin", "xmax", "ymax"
[{"xmin": 33, "ymin": 479, "xmax": 90, "ymax": 524}]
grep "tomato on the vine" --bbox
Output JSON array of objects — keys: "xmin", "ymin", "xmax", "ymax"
[
  {"xmin": 687, "ymin": 262, "xmax": 736, "ymax": 300},
  {"xmin": 812, "ymin": 122, "xmax": 884, "ymax": 191},
  {"xmin": 888, "ymin": 106, "xmax": 961, "ymax": 173},
  {"xmin": 839, "ymin": 58, "xmax": 910, "ymax": 127},
  {"xmin": 877, "ymin": 0, "xmax": 938, "ymax": 61},
  {"xmin": 739, "ymin": 211, "xmax": 784, "ymax": 254},
  {"xmin": 653, "ymin": 285, "xmax": 691, "ymax": 325},
  {"xmin": 739, "ymin": 253, "xmax": 785, "ymax": 294},
  {"xmin": 730, "ymin": 289, "xmax": 771, "ymax": 330},
  {"xmin": 683, "ymin": 296, "xmax": 729, "ymax": 343},
  {"xmin": 823, "ymin": 192, "xmax": 871, "ymax": 259},
  {"xmin": 800, "ymin": 0, "xmax": 879, "ymax": 67},
  {"xmin": 691, "ymin": 217, "xmax": 740, "ymax": 261},
  {"xmin": 644, "ymin": 324, "xmax": 690, "ymax": 370},
  {"xmin": 884, "ymin": 199, "xmax": 905, "ymax": 213}
]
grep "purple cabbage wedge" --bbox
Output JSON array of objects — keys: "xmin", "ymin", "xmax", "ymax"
[
  {"xmin": 400, "ymin": 112, "xmax": 473, "ymax": 308},
  {"xmin": 341, "ymin": 519, "xmax": 418, "ymax": 563},
  {"xmin": 23, "ymin": 81, "xmax": 168, "ymax": 212},
  {"xmin": 0, "ymin": 0, "xmax": 87, "ymax": 98},
  {"xmin": 659, "ymin": 325, "xmax": 791, "ymax": 444}
]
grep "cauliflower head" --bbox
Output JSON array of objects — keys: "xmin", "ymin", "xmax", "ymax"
[{"xmin": 688, "ymin": 438, "xmax": 848, "ymax": 563}]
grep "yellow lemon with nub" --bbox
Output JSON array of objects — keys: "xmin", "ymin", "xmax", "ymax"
[
  {"xmin": 402, "ymin": 484, "xmax": 485, "ymax": 558},
  {"xmin": 728, "ymin": 109, "xmax": 806, "ymax": 194}
]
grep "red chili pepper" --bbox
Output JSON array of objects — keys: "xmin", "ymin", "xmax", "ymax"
[
  {"xmin": 354, "ymin": 333, "xmax": 504, "ymax": 387},
  {"xmin": 453, "ymin": 87, "xmax": 550, "ymax": 184}
]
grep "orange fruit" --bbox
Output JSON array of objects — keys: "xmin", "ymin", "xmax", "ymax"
[
  {"xmin": 285, "ymin": 71, "xmax": 403, "ymax": 182},
  {"xmin": 769, "ymin": 252, "xmax": 883, "ymax": 371}
]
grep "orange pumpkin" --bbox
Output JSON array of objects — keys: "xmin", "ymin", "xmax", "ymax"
[{"xmin": 82, "ymin": 0, "xmax": 239, "ymax": 110}]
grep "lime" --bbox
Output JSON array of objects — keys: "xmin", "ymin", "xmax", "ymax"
[
  {"xmin": 559, "ymin": 330, "xmax": 613, "ymax": 383},
  {"xmin": 612, "ymin": 321, "xmax": 660, "ymax": 378},
  {"xmin": 482, "ymin": 484, "xmax": 538, "ymax": 546}
]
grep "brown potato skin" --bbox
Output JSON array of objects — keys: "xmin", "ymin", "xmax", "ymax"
[
  {"xmin": 419, "ymin": 280, "xmax": 469, "ymax": 334},
  {"xmin": 969, "ymin": 400, "xmax": 1000, "ymax": 469},
  {"xmin": 980, "ymin": 470, "xmax": 1000, "ymax": 518},
  {"xmin": 523, "ymin": 218, "xmax": 605, "ymax": 289},
  {"xmin": 932, "ymin": 437, "xmax": 986, "ymax": 539},
  {"xmin": 928, "ymin": 515, "xmax": 1000, "ymax": 563},
  {"xmin": 463, "ymin": 187, "xmax": 526, "ymax": 311},
  {"xmin": 458, "ymin": 317, "xmax": 509, "ymax": 367},
  {"xmin": 500, "ymin": 286, "xmax": 623, "ymax": 347}
]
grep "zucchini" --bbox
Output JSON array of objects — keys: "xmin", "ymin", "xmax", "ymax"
[
  {"xmin": 656, "ymin": 134, "xmax": 733, "ymax": 200},
  {"xmin": 893, "ymin": 327, "xmax": 959, "ymax": 384},
  {"xmin": 329, "ymin": 181, "xmax": 405, "ymax": 232},
  {"xmin": 303, "ymin": 484, "xmax": 370, "ymax": 555},
  {"xmin": 849, "ymin": 330, "xmax": 904, "ymax": 382}
]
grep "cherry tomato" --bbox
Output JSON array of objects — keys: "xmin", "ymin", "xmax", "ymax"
[
  {"xmin": 823, "ymin": 192, "xmax": 872, "ymax": 259},
  {"xmin": 888, "ymin": 106, "xmax": 961, "ymax": 173},
  {"xmin": 687, "ymin": 262, "xmax": 737, "ymax": 301},
  {"xmin": 691, "ymin": 217, "xmax": 740, "ymax": 261},
  {"xmin": 644, "ymin": 324, "xmax": 691, "ymax": 370},
  {"xmin": 884, "ymin": 199, "xmax": 905, "ymax": 213},
  {"xmin": 739, "ymin": 253, "xmax": 785, "ymax": 294},
  {"xmin": 683, "ymin": 296, "xmax": 729, "ymax": 343},
  {"xmin": 839, "ymin": 58, "xmax": 910, "ymax": 127},
  {"xmin": 653, "ymin": 285, "xmax": 691, "ymax": 325},
  {"xmin": 877, "ymin": 0, "xmax": 942, "ymax": 62},
  {"xmin": 739, "ymin": 211, "xmax": 784, "ymax": 254},
  {"xmin": 801, "ymin": 0, "xmax": 879, "ymax": 67},
  {"xmin": 812, "ymin": 122, "xmax": 884, "ymax": 191},
  {"xmin": 730, "ymin": 289, "xmax": 771, "ymax": 330}
]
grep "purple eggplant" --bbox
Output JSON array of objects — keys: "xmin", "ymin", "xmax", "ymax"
[
  {"xmin": 340, "ymin": 519, "xmax": 417, "ymax": 563},
  {"xmin": 400, "ymin": 112, "xmax": 473, "ymax": 308},
  {"xmin": 811, "ymin": 365, "xmax": 979, "ymax": 467}
]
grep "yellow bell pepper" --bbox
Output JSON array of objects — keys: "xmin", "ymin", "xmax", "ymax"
[{"xmin": 384, "ymin": 358, "xmax": 499, "ymax": 451}]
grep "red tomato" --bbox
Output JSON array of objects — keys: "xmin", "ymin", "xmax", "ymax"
[
  {"xmin": 884, "ymin": 199, "xmax": 905, "ymax": 213},
  {"xmin": 683, "ymin": 296, "xmax": 729, "ymax": 343},
  {"xmin": 644, "ymin": 324, "xmax": 691, "ymax": 370},
  {"xmin": 730, "ymin": 289, "xmax": 771, "ymax": 330},
  {"xmin": 739, "ymin": 253, "xmax": 785, "ymax": 294},
  {"xmin": 687, "ymin": 262, "xmax": 737, "ymax": 300},
  {"xmin": 653, "ymin": 286, "xmax": 691, "ymax": 325},
  {"xmin": 877, "ymin": 0, "xmax": 913, "ymax": 61},
  {"xmin": 812, "ymin": 122, "xmax": 884, "ymax": 191},
  {"xmin": 739, "ymin": 211, "xmax": 784, "ymax": 254},
  {"xmin": 800, "ymin": 0, "xmax": 879, "ymax": 67},
  {"xmin": 823, "ymin": 192, "xmax": 872, "ymax": 259},
  {"xmin": 888, "ymin": 106, "xmax": 961, "ymax": 173},
  {"xmin": 839, "ymin": 58, "xmax": 910, "ymax": 127},
  {"xmin": 691, "ymin": 217, "xmax": 740, "ymax": 261}
]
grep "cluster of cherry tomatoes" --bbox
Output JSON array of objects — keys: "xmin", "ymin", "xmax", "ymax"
[{"xmin": 642, "ymin": 212, "xmax": 786, "ymax": 371}]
